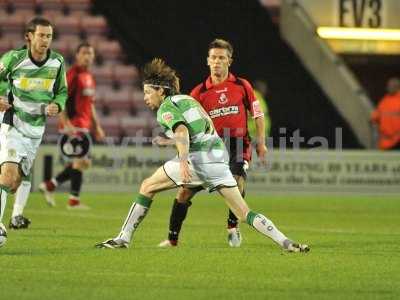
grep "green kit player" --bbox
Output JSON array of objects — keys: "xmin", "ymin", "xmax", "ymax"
[
  {"xmin": 0, "ymin": 46, "xmax": 35, "ymax": 231},
  {"xmin": 96, "ymin": 58, "xmax": 309, "ymax": 253},
  {"xmin": 0, "ymin": 17, "xmax": 67, "ymax": 247}
]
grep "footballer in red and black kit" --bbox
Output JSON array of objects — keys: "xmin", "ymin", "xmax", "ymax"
[
  {"xmin": 191, "ymin": 72, "xmax": 264, "ymax": 177},
  {"xmin": 39, "ymin": 42, "xmax": 105, "ymax": 210},
  {"xmin": 157, "ymin": 39, "xmax": 267, "ymax": 248}
]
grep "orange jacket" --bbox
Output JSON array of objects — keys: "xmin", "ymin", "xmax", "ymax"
[{"xmin": 371, "ymin": 92, "xmax": 400, "ymax": 149}]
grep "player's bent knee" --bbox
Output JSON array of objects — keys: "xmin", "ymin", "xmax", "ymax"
[
  {"xmin": 139, "ymin": 177, "xmax": 157, "ymax": 195},
  {"xmin": 0, "ymin": 175, "xmax": 19, "ymax": 193},
  {"xmin": 176, "ymin": 188, "xmax": 193, "ymax": 203}
]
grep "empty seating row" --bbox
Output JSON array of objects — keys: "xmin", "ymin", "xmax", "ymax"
[
  {"xmin": 0, "ymin": 0, "xmax": 91, "ymax": 13},
  {"xmin": 0, "ymin": 13, "xmax": 108, "ymax": 37},
  {"xmin": 43, "ymin": 115, "xmax": 158, "ymax": 144}
]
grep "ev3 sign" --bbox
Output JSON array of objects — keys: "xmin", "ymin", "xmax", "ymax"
[{"xmin": 338, "ymin": 0, "xmax": 383, "ymax": 28}]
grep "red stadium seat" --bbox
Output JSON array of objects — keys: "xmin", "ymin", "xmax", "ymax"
[
  {"xmin": 51, "ymin": 39, "xmax": 70, "ymax": 57},
  {"xmin": 54, "ymin": 15, "xmax": 81, "ymax": 36},
  {"xmin": 91, "ymin": 64, "xmax": 114, "ymax": 85},
  {"xmin": 100, "ymin": 117, "xmax": 122, "ymax": 140},
  {"xmin": 113, "ymin": 65, "xmax": 139, "ymax": 86},
  {"xmin": 120, "ymin": 117, "xmax": 151, "ymax": 140},
  {"xmin": 0, "ymin": 38, "xmax": 12, "ymax": 54},
  {"xmin": 0, "ymin": 14, "xmax": 26, "ymax": 35},
  {"xmin": 40, "ymin": 10, "xmax": 64, "ymax": 24},
  {"xmin": 81, "ymin": 15, "xmax": 108, "ymax": 36},
  {"xmin": 96, "ymin": 40, "xmax": 122, "ymax": 61},
  {"xmin": 62, "ymin": 0, "xmax": 91, "ymax": 12},
  {"xmin": 12, "ymin": 0, "xmax": 36, "ymax": 11},
  {"xmin": 36, "ymin": 0, "xmax": 65, "ymax": 13},
  {"xmin": 103, "ymin": 88, "xmax": 136, "ymax": 115}
]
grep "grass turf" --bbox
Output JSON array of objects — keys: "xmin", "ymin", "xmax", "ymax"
[{"xmin": 0, "ymin": 192, "xmax": 399, "ymax": 300}]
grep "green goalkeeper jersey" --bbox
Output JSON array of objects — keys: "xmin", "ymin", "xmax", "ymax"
[
  {"xmin": 157, "ymin": 95, "xmax": 226, "ymax": 162},
  {"xmin": 0, "ymin": 46, "xmax": 67, "ymax": 138}
]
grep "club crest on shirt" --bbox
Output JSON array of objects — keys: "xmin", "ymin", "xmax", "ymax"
[
  {"xmin": 218, "ymin": 93, "xmax": 228, "ymax": 104},
  {"xmin": 162, "ymin": 112, "xmax": 173, "ymax": 123},
  {"xmin": 0, "ymin": 62, "xmax": 4, "ymax": 73},
  {"xmin": 8, "ymin": 149, "xmax": 16, "ymax": 158}
]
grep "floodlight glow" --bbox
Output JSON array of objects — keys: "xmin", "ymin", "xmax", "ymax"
[{"xmin": 317, "ymin": 27, "xmax": 400, "ymax": 41}]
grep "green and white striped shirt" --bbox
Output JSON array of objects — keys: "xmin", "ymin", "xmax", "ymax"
[
  {"xmin": 157, "ymin": 95, "xmax": 227, "ymax": 163},
  {"xmin": 0, "ymin": 46, "xmax": 67, "ymax": 138}
]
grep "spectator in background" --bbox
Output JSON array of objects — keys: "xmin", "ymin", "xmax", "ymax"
[
  {"xmin": 371, "ymin": 77, "xmax": 400, "ymax": 150},
  {"xmin": 248, "ymin": 79, "xmax": 271, "ymax": 138}
]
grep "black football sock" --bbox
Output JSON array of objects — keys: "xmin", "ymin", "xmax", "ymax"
[
  {"xmin": 55, "ymin": 165, "xmax": 73, "ymax": 185},
  {"xmin": 70, "ymin": 168, "xmax": 83, "ymax": 198},
  {"xmin": 168, "ymin": 199, "xmax": 192, "ymax": 243}
]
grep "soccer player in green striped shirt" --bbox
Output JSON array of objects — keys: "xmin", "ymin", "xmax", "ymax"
[
  {"xmin": 0, "ymin": 79, "xmax": 33, "ymax": 230},
  {"xmin": 96, "ymin": 59, "xmax": 309, "ymax": 253},
  {"xmin": 0, "ymin": 17, "xmax": 67, "ymax": 247}
]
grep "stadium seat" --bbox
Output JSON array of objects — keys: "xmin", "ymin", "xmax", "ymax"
[
  {"xmin": 11, "ymin": 0, "xmax": 36, "ymax": 12},
  {"xmin": 100, "ymin": 116, "xmax": 122, "ymax": 141},
  {"xmin": 36, "ymin": 0, "xmax": 65, "ymax": 13},
  {"xmin": 103, "ymin": 88, "xmax": 136, "ymax": 115},
  {"xmin": 54, "ymin": 15, "xmax": 81, "ymax": 36},
  {"xmin": 96, "ymin": 40, "xmax": 122, "ymax": 61},
  {"xmin": 0, "ymin": 13, "xmax": 26, "ymax": 35},
  {"xmin": 0, "ymin": 38, "xmax": 12, "ymax": 54},
  {"xmin": 113, "ymin": 65, "xmax": 139, "ymax": 86},
  {"xmin": 39, "ymin": 10, "xmax": 65, "ymax": 24},
  {"xmin": 120, "ymin": 117, "xmax": 151, "ymax": 142},
  {"xmin": 81, "ymin": 15, "xmax": 108, "ymax": 36},
  {"xmin": 62, "ymin": 0, "xmax": 91, "ymax": 13},
  {"xmin": 51, "ymin": 39, "xmax": 69, "ymax": 57},
  {"xmin": 0, "ymin": 0, "xmax": 9, "ymax": 11},
  {"xmin": 91, "ymin": 64, "xmax": 114, "ymax": 85}
]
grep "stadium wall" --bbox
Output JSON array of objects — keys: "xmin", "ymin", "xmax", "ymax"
[{"xmin": 33, "ymin": 145, "xmax": 400, "ymax": 195}]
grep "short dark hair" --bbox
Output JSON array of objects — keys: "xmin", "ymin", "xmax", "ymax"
[
  {"xmin": 25, "ymin": 17, "xmax": 53, "ymax": 36},
  {"xmin": 76, "ymin": 41, "xmax": 93, "ymax": 54},
  {"xmin": 208, "ymin": 38, "xmax": 233, "ymax": 57},
  {"xmin": 143, "ymin": 58, "xmax": 180, "ymax": 97}
]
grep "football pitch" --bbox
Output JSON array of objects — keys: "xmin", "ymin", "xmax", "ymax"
[{"xmin": 0, "ymin": 192, "xmax": 399, "ymax": 300}]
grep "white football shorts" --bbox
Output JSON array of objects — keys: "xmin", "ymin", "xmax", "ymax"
[{"xmin": 0, "ymin": 124, "xmax": 42, "ymax": 176}]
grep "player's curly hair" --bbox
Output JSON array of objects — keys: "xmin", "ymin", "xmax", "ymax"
[{"xmin": 142, "ymin": 58, "xmax": 180, "ymax": 97}]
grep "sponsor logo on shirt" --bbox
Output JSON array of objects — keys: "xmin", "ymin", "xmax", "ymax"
[
  {"xmin": 8, "ymin": 149, "xmax": 16, "ymax": 158},
  {"xmin": 216, "ymin": 87, "xmax": 228, "ymax": 93},
  {"xmin": 18, "ymin": 77, "xmax": 54, "ymax": 92},
  {"xmin": 209, "ymin": 106, "xmax": 239, "ymax": 118},
  {"xmin": 162, "ymin": 112, "xmax": 173, "ymax": 123}
]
